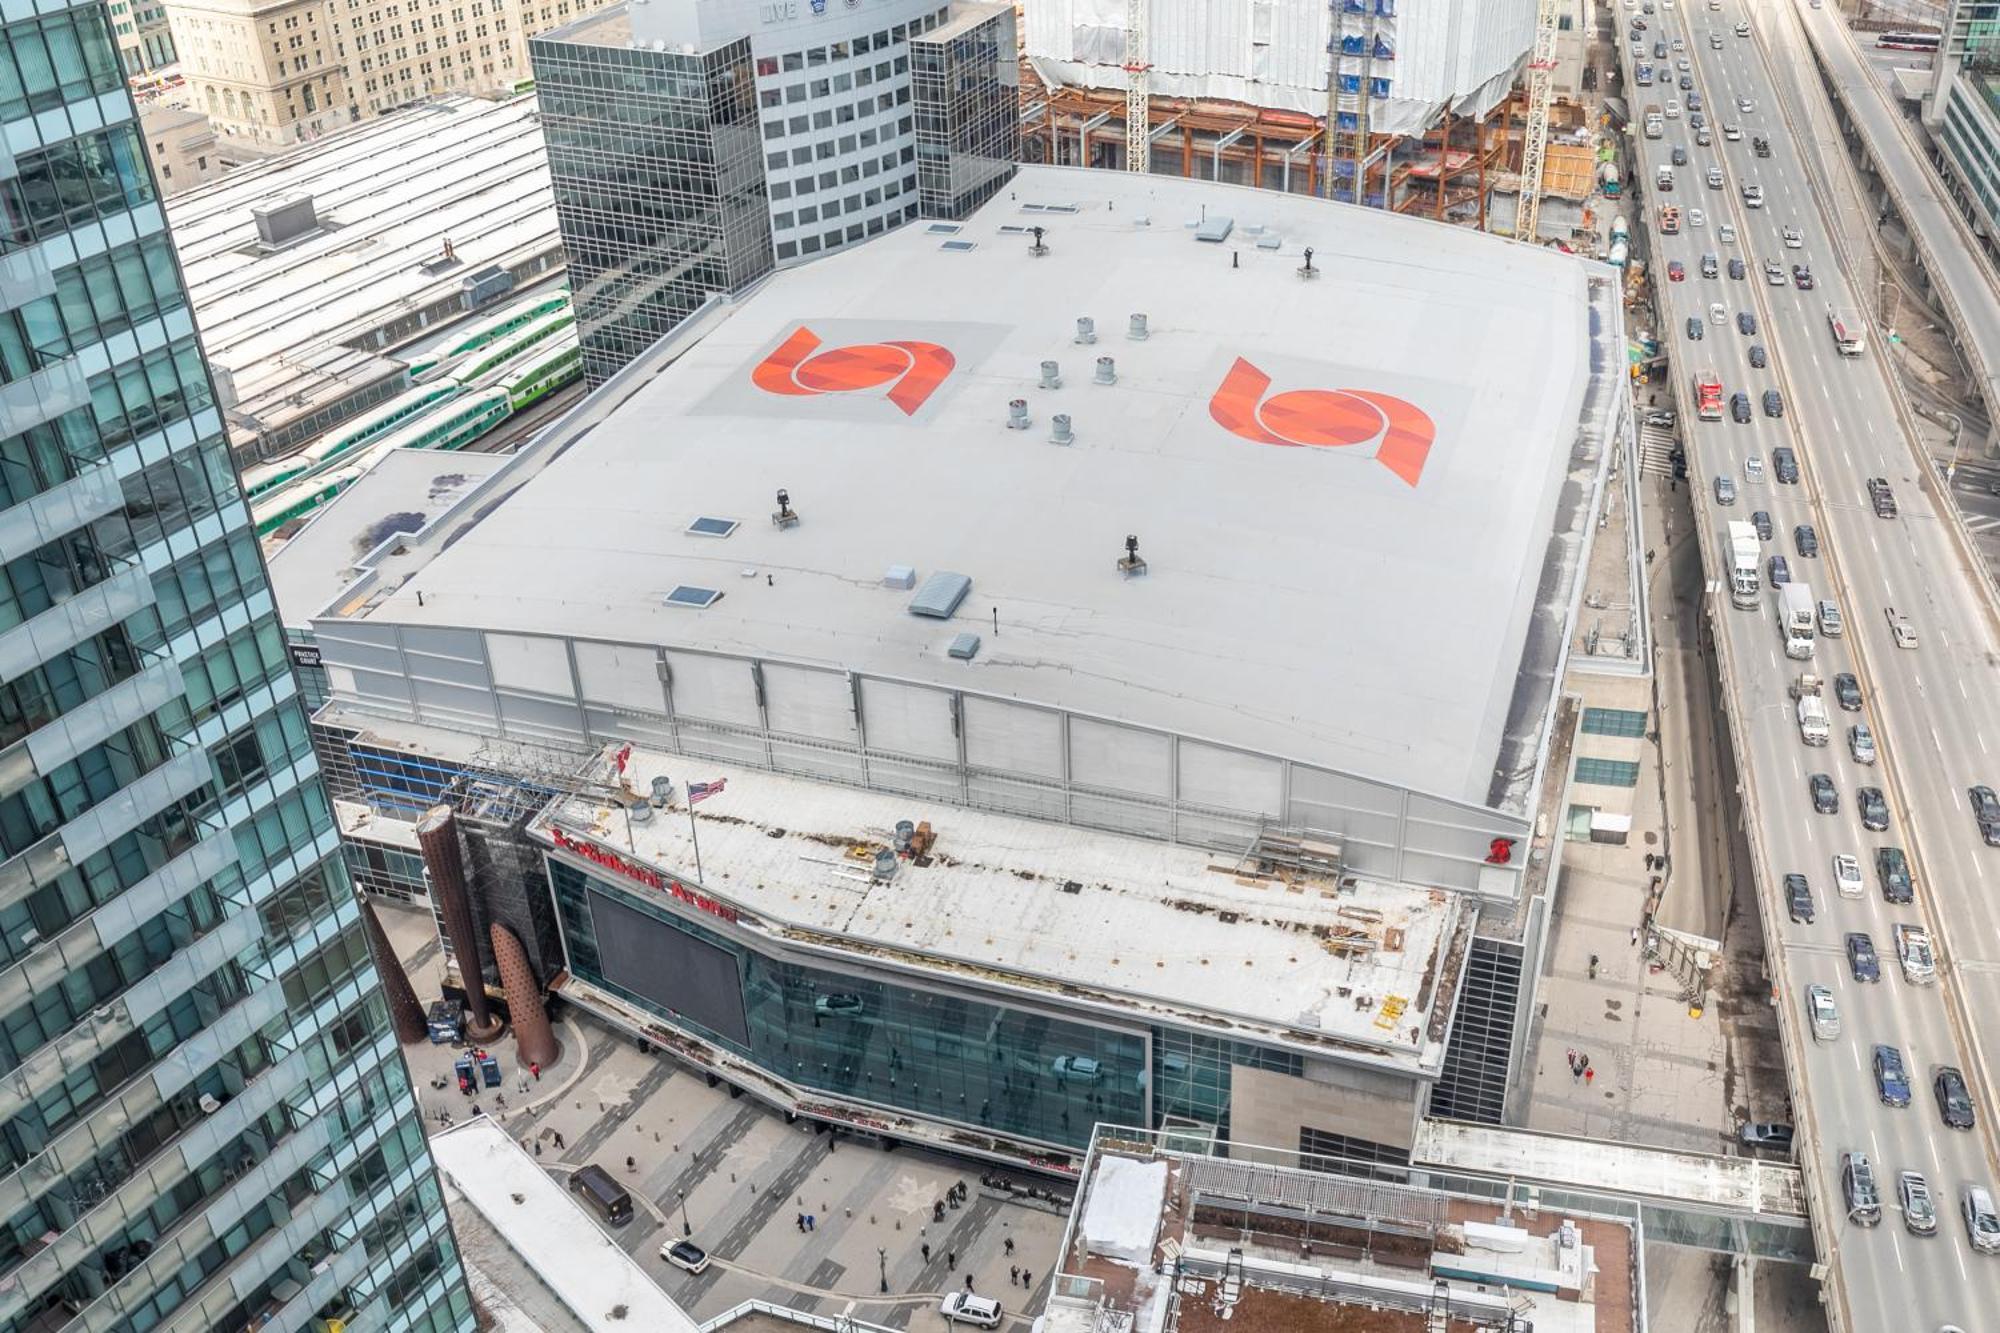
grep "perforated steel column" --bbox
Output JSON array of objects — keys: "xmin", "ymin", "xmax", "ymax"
[
  {"xmin": 418, "ymin": 804, "xmax": 503, "ymax": 1040},
  {"xmin": 491, "ymin": 922, "xmax": 560, "ymax": 1068}
]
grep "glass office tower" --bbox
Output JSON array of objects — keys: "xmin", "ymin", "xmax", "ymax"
[{"xmin": 0, "ymin": 3, "xmax": 473, "ymax": 1330}]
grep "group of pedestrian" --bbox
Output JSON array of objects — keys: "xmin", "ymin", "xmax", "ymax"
[
  {"xmin": 1007, "ymin": 1266, "xmax": 1034, "ymax": 1288},
  {"xmin": 1565, "ymin": 1048, "xmax": 1596, "ymax": 1085},
  {"xmin": 795, "ymin": 1213, "xmax": 819, "ymax": 1232}
]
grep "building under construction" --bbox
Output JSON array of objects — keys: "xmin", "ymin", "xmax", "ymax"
[{"xmin": 1022, "ymin": 0, "xmax": 1605, "ymax": 232}]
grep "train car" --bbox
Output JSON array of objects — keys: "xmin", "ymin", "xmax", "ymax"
[
  {"xmin": 252, "ymin": 462, "xmax": 369, "ymax": 536},
  {"xmin": 1875, "ymin": 31, "xmax": 1939, "ymax": 50},
  {"xmin": 368, "ymin": 387, "xmax": 513, "ymax": 454},
  {"xmin": 407, "ymin": 290, "xmax": 572, "ymax": 381},
  {"xmin": 448, "ymin": 311, "xmax": 577, "ymax": 387},
  {"xmin": 239, "ymin": 456, "xmax": 313, "ymax": 500},
  {"xmin": 310, "ymin": 380, "xmax": 463, "ymax": 468},
  {"xmin": 494, "ymin": 332, "xmax": 583, "ymax": 411}
]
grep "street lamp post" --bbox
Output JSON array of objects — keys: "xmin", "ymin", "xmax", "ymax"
[
  {"xmin": 677, "ymin": 1188, "xmax": 692, "ymax": 1238},
  {"xmin": 878, "ymin": 1247, "xmax": 889, "ymax": 1294}
]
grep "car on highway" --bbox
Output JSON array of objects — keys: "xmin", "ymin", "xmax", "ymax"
[
  {"xmin": 1968, "ymin": 784, "xmax": 2000, "ymax": 845},
  {"xmin": 1752, "ymin": 134, "xmax": 1770, "ymax": 157},
  {"xmin": 1900, "ymin": 1171, "xmax": 1938, "ymax": 1237},
  {"xmin": 1710, "ymin": 33, "xmax": 1723, "ymax": 48},
  {"xmin": 1793, "ymin": 264, "xmax": 1815, "ymax": 289},
  {"xmin": 1806, "ymin": 985, "xmax": 1840, "ymax": 1041},
  {"xmin": 1965, "ymin": 1187, "xmax": 2000, "ymax": 1254},
  {"xmin": 1809, "ymin": 773, "xmax": 1838, "ymax": 814},
  {"xmin": 1887, "ymin": 607, "xmax": 1919, "ymax": 648},
  {"xmin": 1767, "ymin": 555, "xmax": 1790, "ymax": 586},
  {"xmin": 1689, "ymin": 110, "xmax": 1706, "ymax": 131},
  {"xmin": 1867, "ymin": 477, "xmax": 1897, "ymax": 517},
  {"xmin": 1679, "ymin": 60, "xmax": 1693, "ymax": 75},
  {"xmin": 1687, "ymin": 316, "xmax": 1704, "ymax": 341},
  {"xmin": 1695, "ymin": 124, "xmax": 1712, "ymax": 146},
  {"xmin": 1784, "ymin": 871, "xmax": 1815, "ymax": 923},
  {"xmin": 1782, "ymin": 225, "xmax": 1803, "ymax": 248},
  {"xmin": 1763, "ymin": 258, "xmax": 1786, "ymax": 285},
  {"xmin": 1843, "ymin": 1154, "xmax": 1883, "ymax": 1226},
  {"xmin": 1736, "ymin": 96, "xmax": 1756, "ymax": 113},
  {"xmin": 1668, "ymin": 260, "xmax": 1685, "ymax": 282},
  {"xmin": 1666, "ymin": 99, "xmax": 1682, "ymax": 118},
  {"xmin": 661, "ymin": 1239, "xmax": 712, "ymax": 1274},
  {"xmin": 1877, "ymin": 846, "xmax": 1914, "ymax": 903},
  {"xmin": 1672, "ymin": 34, "xmax": 1684, "ymax": 49},
  {"xmin": 1748, "ymin": 344, "xmax": 1767, "ymax": 368},
  {"xmin": 1724, "ymin": 122, "xmax": 1741, "ymax": 139},
  {"xmin": 1849, "ymin": 724, "xmax": 1875, "ymax": 765},
  {"xmin": 1709, "ymin": 301, "xmax": 1727, "ymax": 324},
  {"xmin": 1653, "ymin": 39, "xmax": 1667, "ymax": 57},
  {"xmin": 1737, "ymin": 311, "xmax": 1758, "ymax": 335},
  {"xmin": 1706, "ymin": 165, "xmax": 1723, "ymax": 189},
  {"xmin": 941, "ymin": 1294, "xmax": 1005, "ymax": 1329},
  {"xmin": 1714, "ymin": 475, "xmax": 1737, "ymax": 504},
  {"xmin": 1935, "ymin": 1066, "xmax": 1977, "ymax": 1130},
  {"xmin": 1834, "ymin": 673, "xmax": 1861, "ymax": 710},
  {"xmin": 1735, "ymin": 20, "xmax": 1750, "ymax": 34},
  {"xmin": 1859, "ymin": 786, "xmax": 1889, "ymax": 831},
  {"xmin": 1832, "ymin": 853, "xmax": 1864, "ymax": 898},
  {"xmin": 1740, "ymin": 1121, "xmax": 1795, "ymax": 1150},
  {"xmin": 1764, "ymin": 388, "xmax": 1785, "ymax": 418},
  {"xmin": 1728, "ymin": 256, "xmax": 1746, "ymax": 280},
  {"xmin": 1895, "ymin": 922, "xmax": 1936, "ymax": 984},
  {"xmin": 1818, "ymin": 598, "xmax": 1842, "ymax": 636},
  {"xmin": 1873, "ymin": 1044, "xmax": 1912, "ymax": 1107},
  {"xmin": 1680, "ymin": 73, "xmax": 1695, "ymax": 90},
  {"xmin": 1701, "ymin": 252, "xmax": 1719, "ymax": 278},
  {"xmin": 1742, "ymin": 183, "xmax": 1764, "ymax": 208},
  {"xmin": 1719, "ymin": 222, "xmax": 1737, "ymax": 243},
  {"xmin": 1772, "ymin": 447, "xmax": 1799, "ymax": 483},
  {"xmin": 1744, "ymin": 453, "xmax": 1764, "ymax": 482},
  {"xmin": 1672, "ymin": 145, "xmax": 1689, "ymax": 166},
  {"xmin": 1793, "ymin": 523, "xmax": 1817, "ymax": 556},
  {"xmin": 1751, "ymin": 510, "xmax": 1773, "ymax": 540},
  {"xmin": 1690, "ymin": 206, "xmax": 1706, "ymax": 226},
  {"xmin": 1731, "ymin": 393, "xmax": 1751, "ymax": 424},
  {"xmin": 1846, "ymin": 931, "xmax": 1882, "ymax": 982}
]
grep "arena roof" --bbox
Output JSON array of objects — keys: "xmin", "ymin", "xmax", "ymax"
[{"xmin": 341, "ymin": 165, "xmax": 1618, "ymax": 813}]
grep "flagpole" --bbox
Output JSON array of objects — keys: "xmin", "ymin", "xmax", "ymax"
[{"xmin": 687, "ymin": 801, "xmax": 704, "ymax": 883}]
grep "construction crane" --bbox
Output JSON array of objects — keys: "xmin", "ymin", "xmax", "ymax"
[
  {"xmin": 1124, "ymin": 0, "xmax": 1150, "ymax": 172},
  {"xmin": 1516, "ymin": 0, "xmax": 1563, "ymax": 243}
]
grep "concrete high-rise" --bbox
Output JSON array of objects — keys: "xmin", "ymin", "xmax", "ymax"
[
  {"xmin": 529, "ymin": 0, "xmax": 1016, "ymax": 384},
  {"xmin": 0, "ymin": 2, "xmax": 474, "ymax": 1328}
]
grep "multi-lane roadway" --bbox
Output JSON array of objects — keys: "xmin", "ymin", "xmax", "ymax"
[{"xmin": 1620, "ymin": 1, "xmax": 2000, "ymax": 1326}]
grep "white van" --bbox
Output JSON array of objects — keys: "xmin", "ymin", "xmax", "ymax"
[{"xmin": 942, "ymin": 1294, "xmax": 1005, "ymax": 1328}]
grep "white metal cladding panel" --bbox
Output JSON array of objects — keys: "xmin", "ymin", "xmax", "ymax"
[
  {"xmin": 769, "ymin": 735, "xmax": 868, "ymax": 785},
  {"xmin": 675, "ymin": 719, "xmax": 770, "ymax": 769},
  {"xmin": 1026, "ymin": 0, "xmax": 1328, "ymax": 97},
  {"xmin": 400, "ymin": 624, "xmax": 487, "ymax": 673},
  {"xmin": 312, "ymin": 620, "xmax": 406, "ymax": 675},
  {"xmin": 1399, "ymin": 0, "xmax": 1533, "ymax": 105},
  {"xmin": 962, "ymin": 695, "xmax": 1063, "ymax": 781},
  {"xmin": 1287, "ymin": 764, "xmax": 1405, "ymax": 848},
  {"xmin": 1068, "ymin": 717, "xmax": 1172, "ymax": 798},
  {"xmin": 760, "ymin": 663, "xmax": 858, "ymax": 743},
  {"xmin": 486, "ymin": 633, "xmax": 575, "ymax": 695},
  {"xmin": 583, "ymin": 704, "xmax": 674, "ymax": 750},
  {"xmin": 497, "ymin": 689, "xmax": 584, "ymax": 742},
  {"xmin": 666, "ymin": 650, "xmax": 760, "ymax": 726},
  {"xmin": 866, "ymin": 754, "xmax": 963, "ymax": 801},
  {"xmin": 574, "ymin": 640, "xmax": 666, "ymax": 714},
  {"xmin": 859, "ymin": 678, "xmax": 958, "ymax": 761},
  {"xmin": 1177, "ymin": 741, "xmax": 1283, "ymax": 817},
  {"xmin": 966, "ymin": 772, "xmax": 1068, "ymax": 821}
]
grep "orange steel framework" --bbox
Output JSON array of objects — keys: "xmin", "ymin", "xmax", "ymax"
[{"xmin": 1024, "ymin": 79, "xmax": 1560, "ymax": 233}]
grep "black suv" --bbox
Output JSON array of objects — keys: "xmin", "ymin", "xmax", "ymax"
[
  {"xmin": 1834, "ymin": 672, "xmax": 1862, "ymax": 711},
  {"xmin": 1794, "ymin": 524, "xmax": 1817, "ymax": 556},
  {"xmin": 1753, "ymin": 135, "xmax": 1772, "ymax": 157},
  {"xmin": 1751, "ymin": 509, "xmax": 1773, "ymax": 540},
  {"xmin": 1876, "ymin": 847, "xmax": 1914, "ymax": 904},
  {"xmin": 1730, "ymin": 392, "xmax": 1752, "ymax": 424},
  {"xmin": 1785, "ymin": 872, "xmax": 1815, "ymax": 923},
  {"xmin": 1846, "ymin": 931, "xmax": 1881, "ymax": 982},
  {"xmin": 1772, "ymin": 447, "xmax": 1799, "ymax": 483},
  {"xmin": 1764, "ymin": 388, "xmax": 1785, "ymax": 418},
  {"xmin": 1936, "ymin": 1066, "xmax": 1977, "ymax": 1130},
  {"xmin": 1859, "ymin": 786, "xmax": 1889, "ymax": 831},
  {"xmin": 1868, "ymin": 477, "xmax": 1897, "ymax": 517},
  {"xmin": 1970, "ymin": 784, "xmax": 2000, "ymax": 846},
  {"xmin": 1809, "ymin": 772, "xmax": 1839, "ymax": 814}
]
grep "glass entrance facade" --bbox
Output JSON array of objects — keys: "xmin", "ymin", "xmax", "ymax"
[{"xmin": 550, "ymin": 859, "xmax": 1152, "ymax": 1149}]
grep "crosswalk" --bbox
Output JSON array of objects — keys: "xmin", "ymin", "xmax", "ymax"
[{"xmin": 1639, "ymin": 424, "xmax": 1682, "ymax": 479}]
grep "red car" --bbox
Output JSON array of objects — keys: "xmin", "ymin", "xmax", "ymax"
[{"xmin": 1668, "ymin": 260, "xmax": 1686, "ymax": 282}]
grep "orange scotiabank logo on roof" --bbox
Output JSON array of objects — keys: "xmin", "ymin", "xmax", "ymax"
[
  {"xmin": 1207, "ymin": 357, "xmax": 1437, "ymax": 487},
  {"xmin": 751, "ymin": 326, "xmax": 955, "ymax": 416}
]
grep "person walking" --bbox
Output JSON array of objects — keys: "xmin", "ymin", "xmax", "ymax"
[
  {"xmin": 922, "ymin": 1242, "xmax": 932, "ymax": 1263},
  {"xmin": 1004, "ymin": 1237, "xmax": 1015, "ymax": 1256},
  {"xmin": 797, "ymin": 1214, "xmax": 807, "ymax": 1233},
  {"xmin": 531, "ymin": 1061, "xmax": 541, "ymax": 1081},
  {"xmin": 965, "ymin": 1275, "xmax": 975, "ymax": 1293},
  {"xmin": 1010, "ymin": 1266, "xmax": 1020, "ymax": 1286},
  {"xmin": 1585, "ymin": 1066, "xmax": 1597, "ymax": 1086},
  {"xmin": 1022, "ymin": 1270, "xmax": 1032, "ymax": 1289},
  {"xmin": 947, "ymin": 1250, "xmax": 957, "ymax": 1270},
  {"xmin": 806, "ymin": 1215, "xmax": 816, "ymax": 1232}
]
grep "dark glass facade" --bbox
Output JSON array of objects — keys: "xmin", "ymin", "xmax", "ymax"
[
  {"xmin": 910, "ymin": 6, "xmax": 1020, "ymax": 220},
  {"xmin": 531, "ymin": 27, "xmax": 776, "ymax": 386}
]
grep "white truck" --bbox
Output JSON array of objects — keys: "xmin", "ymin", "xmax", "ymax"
[
  {"xmin": 1644, "ymin": 104, "xmax": 1665, "ymax": 139},
  {"xmin": 1727, "ymin": 521, "xmax": 1760, "ymax": 609},
  {"xmin": 1828, "ymin": 306, "xmax": 1866, "ymax": 356},
  {"xmin": 1797, "ymin": 693, "xmax": 1830, "ymax": 746},
  {"xmin": 1780, "ymin": 583, "xmax": 1816, "ymax": 660}
]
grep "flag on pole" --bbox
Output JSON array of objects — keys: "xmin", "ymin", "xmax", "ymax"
[{"xmin": 687, "ymin": 779, "xmax": 727, "ymax": 804}]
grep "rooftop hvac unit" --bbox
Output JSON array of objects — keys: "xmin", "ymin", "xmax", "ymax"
[{"xmin": 251, "ymin": 193, "xmax": 319, "ymax": 249}]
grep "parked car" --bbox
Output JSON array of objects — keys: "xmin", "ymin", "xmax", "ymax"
[
  {"xmin": 941, "ymin": 1295, "xmax": 1006, "ymax": 1329},
  {"xmin": 1740, "ymin": 1121, "xmax": 1796, "ymax": 1149},
  {"xmin": 1874, "ymin": 1044, "xmax": 1912, "ymax": 1107},
  {"xmin": 1846, "ymin": 931, "xmax": 1881, "ymax": 983}
]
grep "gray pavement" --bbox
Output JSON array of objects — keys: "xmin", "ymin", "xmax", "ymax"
[
  {"xmin": 377, "ymin": 903, "xmax": 1067, "ymax": 1332},
  {"xmin": 1619, "ymin": 0, "xmax": 2000, "ymax": 1327}
]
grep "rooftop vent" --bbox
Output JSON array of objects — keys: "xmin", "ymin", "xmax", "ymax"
[
  {"xmin": 940, "ymin": 239, "xmax": 978, "ymax": 253},
  {"xmin": 686, "ymin": 516, "xmax": 738, "ymax": 537},
  {"xmin": 1194, "ymin": 215, "xmax": 1236, "ymax": 243},
  {"xmin": 1050, "ymin": 414, "xmax": 1073, "ymax": 446},
  {"xmin": 909, "ymin": 571, "xmax": 972, "ymax": 619},
  {"xmin": 1006, "ymin": 399, "xmax": 1030, "ymax": 430},
  {"xmin": 1256, "ymin": 234, "xmax": 1283, "ymax": 251},
  {"xmin": 665, "ymin": 585, "xmax": 723, "ymax": 609},
  {"xmin": 251, "ymin": 193, "xmax": 320, "ymax": 249},
  {"xmin": 1038, "ymin": 360, "xmax": 1061, "ymax": 390},
  {"xmin": 1117, "ymin": 534, "xmax": 1148, "ymax": 578},
  {"xmin": 947, "ymin": 632, "xmax": 981, "ymax": 660},
  {"xmin": 872, "ymin": 848, "xmax": 900, "ymax": 880},
  {"xmin": 1298, "ymin": 246, "xmax": 1320, "ymax": 280},
  {"xmin": 650, "ymin": 776, "xmax": 674, "ymax": 806},
  {"xmin": 1027, "ymin": 225, "xmax": 1049, "ymax": 256},
  {"xmin": 1075, "ymin": 317, "xmax": 1097, "ymax": 344},
  {"xmin": 883, "ymin": 564, "xmax": 917, "ymax": 590},
  {"xmin": 629, "ymin": 800, "xmax": 655, "ymax": 825},
  {"xmin": 772, "ymin": 488, "xmax": 799, "ymax": 529},
  {"xmin": 1022, "ymin": 202, "xmax": 1080, "ymax": 214},
  {"xmin": 926, "ymin": 222, "xmax": 963, "ymax": 234},
  {"xmin": 1128, "ymin": 313, "xmax": 1150, "ymax": 340},
  {"xmin": 1094, "ymin": 357, "xmax": 1117, "ymax": 386}
]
